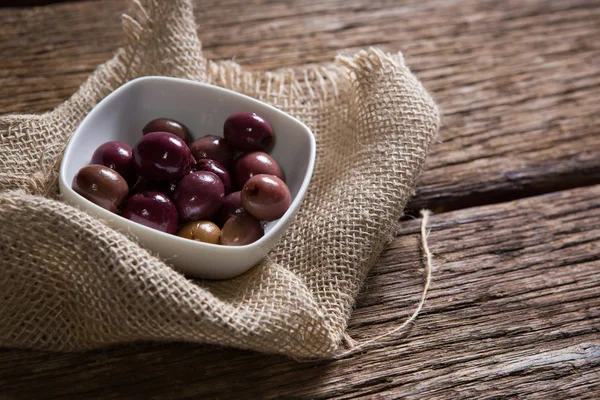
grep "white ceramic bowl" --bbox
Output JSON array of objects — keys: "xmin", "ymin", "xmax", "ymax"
[{"xmin": 59, "ymin": 76, "xmax": 315, "ymax": 279}]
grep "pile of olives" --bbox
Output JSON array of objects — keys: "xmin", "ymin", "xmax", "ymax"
[{"xmin": 72, "ymin": 112, "xmax": 292, "ymax": 246}]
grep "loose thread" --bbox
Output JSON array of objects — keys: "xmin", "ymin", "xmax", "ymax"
[
  {"xmin": 333, "ymin": 209, "xmax": 433, "ymax": 359},
  {"xmin": 342, "ymin": 331, "xmax": 358, "ymax": 348}
]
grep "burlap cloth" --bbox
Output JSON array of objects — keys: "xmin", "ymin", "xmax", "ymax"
[{"xmin": 0, "ymin": 0, "xmax": 439, "ymax": 359}]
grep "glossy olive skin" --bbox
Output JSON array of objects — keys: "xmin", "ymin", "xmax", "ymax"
[
  {"xmin": 193, "ymin": 158, "xmax": 233, "ymax": 194},
  {"xmin": 131, "ymin": 177, "xmax": 178, "ymax": 199},
  {"xmin": 224, "ymin": 112, "xmax": 274, "ymax": 152},
  {"xmin": 174, "ymin": 171, "xmax": 224, "ymax": 220},
  {"xmin": 219, "ymin": 191, "xmax": 247, "ymax": 225},
  {"xmin": 121, "ymin": 191, "xmax": 179, "ymax": 234},
  {"xmin": 189, "ymin": 135, "xmax": 233, "ymax": 168},
  {"xmin": 220, "ymin": 214, "xmax": 264, "ymax": 246},
  {"xmin": 177, "ymin": 220, "xmax": 221, "ymax": 244},
  {"xmin": 72, "ymin": 164, "xmax": 129, "ymax": 213},
  {"xmin": 91, "ymin": 141, "xmax": 136, "ymax": 185},
  {"xmin": 143, "ymin": 118, "xmax": 191, "ymax": 143},
  {"xmin": 232, "ymin": 152, "xmax": 284, "ymax": 189},
  {"xmin": 241, "ymin": 174, "xmax": 291, "ymax": 221},
  {"xmin": 133, "ymin": 131, "xmax": 192, "ymax": 180}
]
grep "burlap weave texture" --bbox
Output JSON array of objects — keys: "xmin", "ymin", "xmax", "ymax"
[{"xmin": 0, "ymin": 0, "xmax": 439, "ymax": 359}]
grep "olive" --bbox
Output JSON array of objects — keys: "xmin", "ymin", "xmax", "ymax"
[
  {"xmin": 131, "ymin": 177, "xmax": 177, "ymax": 199},
  {"xmin": 72, "ymin": 164, "xmax": 129, "ymax": 213},
  {"xmin": 220, "ymin": 214, "xmax": 264, "ymax": 246},
  {"xmin": 91, "ymin": 141, "xmax": 136, "ymax": 186},
  {"xmin": 193, "ymin": 158, "xmax": 232, "ymax": 194},
  {"xmin": 174, "ymin": 171, "xmax": 224, "ymax": 220},
  {"xmin": 219, "ymin": 191, "xmax": 247, "ymax": 225},
  {"xmin": 224, "ymin": 112, "xmax": 273, "ymax": 152},
  {"xmin": 143, "ymin": 118, "xmax": 191, "ymax": 143},
  {"xmin": 133, "ymin": 131, "xmax": 192, "ymax": 180},
  {"xmin": 232, "ymin": 152, "xmax": 284, "ymax": 189},
  {"xmin": 177, "ymin": 220, "xmax": 221, "ymax": 244},
  {"xmin": 189, "ymin": 135, "xmax": 233, "ymax": 168},
  {"xmin": 121, "ymin": 191, "xmax": 179, "ymax": 234},
  {"xmin": 241, "ymin": 174, "xmax": 291, "ymax": 221}
]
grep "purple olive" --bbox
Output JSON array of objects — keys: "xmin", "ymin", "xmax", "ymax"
[
  {"xmin": 193, "ymin": 158, "xmax": 232, "ymax": 194},
  {"xmin": 189, "ymin": 135, "xmax": 233, "ymax": 167},
  {"xmin": 220, "ymin": 214, "xmax": 264, "ymax": 246},
  {"xmin": 219, "ymin": 191, "xmax": 247, "ymax": 226},
  {"xmin": 174, "ymin": 171, "xmax": 224, "ymax": 221},
  {"xmin": 241, "ymin": 174, "xmax": 291, "ymax": 221},
  {"xmin": 72, "ymin": 165, "xmax": 129, "ymax": 213},
  {"xmin": 121, "ymin": 191, "xmax": 179, "ymax": 234},
  {"xmin": 91, "ymin": 141, "xmax": 136, "ymax": 185},
  {"xmin": 131, "ymin": 177, "xmax": 178, "ymax": 199},
  {"xmin": 133, "ymin": 131, "xmax": 192, "ymax": 181},
  {"xmin": 224, "ymin": 112, "xmax": 273, "ymax": 152},
  {"xmin": 233, "ymin": 151, "xmax": 284, "ymax": 189},
  {"xmin": 143, "ymin": 118, "xmax": 191, "ymax": 143}
]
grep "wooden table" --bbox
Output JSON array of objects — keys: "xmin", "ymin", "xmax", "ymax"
[{"xmin": 1, "ymin": 0, "xmax": 599, "ymax": 398}]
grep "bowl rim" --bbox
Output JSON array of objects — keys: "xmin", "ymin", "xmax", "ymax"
[{"xmin": 58, "ymin": 76, "xmax": 316, "ymax": 253}]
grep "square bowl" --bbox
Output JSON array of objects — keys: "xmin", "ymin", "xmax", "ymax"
[{"xmin": 59, "ymin": 76, "xmax": 315, "ymax": 279}]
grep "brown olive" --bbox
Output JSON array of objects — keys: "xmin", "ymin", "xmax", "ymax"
[
  {"xmin": 72, "ymin": 164, "xmax": 129, "ymax": 213},
  {"xmin": 220, "ymin": 214, "xmax": 264, "ymax": 246},
  {"xmin": 241, "ymin": 174, "xmax": 291, "ymax": 221},
  {"xmin": 143, "ymin": 118, "xmax": 191, "ymax": 143},
  {"xmin": 177, "ymin": 220, "xmax": 221, "ymax": 244},
  {"xmin": 232, "ymin": 152, "xmax": 284, "ymax": 189}
]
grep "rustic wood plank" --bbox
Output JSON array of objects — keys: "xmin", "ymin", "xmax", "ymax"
[
  {"xmin": 0, "ymin": 1, "xmax": 73, "ymax": 7},
  {"xmin": 1, "ymin": 0, "xmax": 599, "ymax": 212},
  {"xmin": 1, "ymin": 185, "xmax": 598, "ymax": 399},
  {"xmin": 1, "ymin": 1, "xmax": 599, "ymax": 398}
]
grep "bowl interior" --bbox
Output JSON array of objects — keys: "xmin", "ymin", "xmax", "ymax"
[{"xmin": 61, "ymin": 77, "xmax": 314, "ymax": 236}]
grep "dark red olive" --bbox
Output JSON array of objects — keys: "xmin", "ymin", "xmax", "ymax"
[
  {"xmin": 72, "ymin": 164, "xmax": 129, "ymax": 213},
  {"xmin": 189, "ymin": 135, "xmax": 233, "ymax": 167},
  {"xmin": 121, "ymin": 191, "xmax": 179, "ymax": 234},
  {"xmin": 219, "ymin": 191, "xmax": 247, "ymax": 225},
  {"xmin": 174, "ymin": 171, "xmax": 224, "ymax": 220},
  {"xmin": 143, "ymin": 118, "xmax": 191, "ymax": 143},
  {"xmin": 91, "ymin": 141, "xmax": 136, "ymax": 185},
  {"xmin": 241, "ymin": 174, "xmax": 291, "ymax": 221},
  {"xmin": 131, "ymin": 177, "xmax": 178, "ymax": 198},
  {"xmin": 224, "ymin": 112, "xmax": 274, "ymax": 152},
  {"xmin": 232, "ymin": 151, "xmax": 284, "ymax": 189},
  {"xmin": 193, "ymin": 158, "xmax": 232, "ymax": 194},
  {"xmin": 133, "ymin": 131, "xmax": 192, "ymax": 180},
  {"xmin": 220, "ymin": 214, "xmax": 264, "ymax": 246}
]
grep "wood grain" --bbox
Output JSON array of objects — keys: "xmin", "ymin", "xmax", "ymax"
[
  {"xmin": 1, "ymin": 1, "xmax": 600, "ymax": 398},
  {"xmin": 0, "ymin": 0, "xmax": 599, "ymax": 212},
  {"xmin": 0, "ymin": 1, "xmax": 72, "ymax": 7},
  {"xmin": 1, "ymin": 185, "xmax": 599, "ymax": 399}
]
